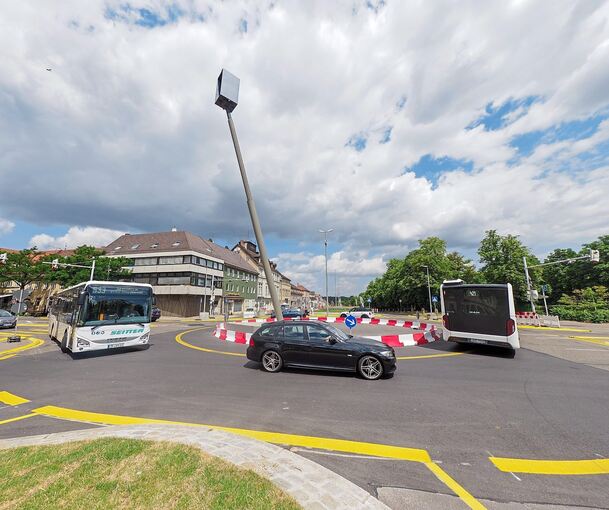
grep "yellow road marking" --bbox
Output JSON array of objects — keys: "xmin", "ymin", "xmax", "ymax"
[
  {"xmin": 519, "ymin": 325, "xmax": 591, "ymax": 332},
  {"xmin": 2, "ymin": 390, "xmax": 482, "ymax": 508},
  {"xmin": 490, "ymin": 456, "xmax": 609, "ymax": 475},
  {"xmin": 0, "ymin": 413, "xmax": 37, "ymax": 426},
  {"xmin": 175, "ymin": 329, "xmax": 246, "ymax": 357},
  {"xmin": 397, "ymin": 351, "xmax": 465, "ymax": 360},
  {"xmin": 0, "ymin": 337, "xmax": 45, "ymax": 361},
  {"xmin": 0, "ymin": 391, "xmax": 31, "ymax": 406},
  {"xmin": 426, "ymin": 462, "xmax": 486, "ymax": 509},
  {"xmin": 32, "ymin": 404, "xmax": 432, "ymax": 463},
  {"xmin": 568, "ymin": 336, "xmax": 609, "ymax": 347},
  {"xmin": 178, "ymin": 329, "xmax": 465, "ymax": 362}
]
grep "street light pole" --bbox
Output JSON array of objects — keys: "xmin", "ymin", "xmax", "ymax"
[
  {"xmin": 319, "ymin": 229, "xmax": 333, "ymax": 317},
  {"xmin": 523, "ymin": 256, "xmax": 536, "ymax": 314},
  {"xmin": 422, "ymin": 265, "xmax": 432, "ymax": 315},
  {"xmin": 215, "ymin": 69, "xmax": 282, "ymax": 320},
  {"xmin": 90, "ymin": 258, "xmax": 96, "ymax": 281}
]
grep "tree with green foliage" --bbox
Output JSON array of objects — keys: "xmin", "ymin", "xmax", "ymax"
[
  {"xmin": 46, "ymin": 246, "xmax": 132, "ymax": 288},
  {"xmin": 477, "ymin": 230, "xmax": 540, "ymax": 303},
  {"xmin": 0, "ymin": 248, "xmax": 52, "ymax": 313},
  {"xmin": 362, "ymin": 237, "xmax": 481, "ymax": 310}
]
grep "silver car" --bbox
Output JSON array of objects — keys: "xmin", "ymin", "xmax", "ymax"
[{"xmin": 0, "ymin": 309, "xmax": 16, "ymax": 328}]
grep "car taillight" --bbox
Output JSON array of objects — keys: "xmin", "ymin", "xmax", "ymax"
[
  {"xmin": 506, "ymin": 318, "xmax": 516, "ymax": 336},
  {"xmin": 442, "ymin": 314, "xmax": 448, "ymax": 328},
  {"xmin": 249, "ymin": 338, "xmax": 254, "ymax": 347}
]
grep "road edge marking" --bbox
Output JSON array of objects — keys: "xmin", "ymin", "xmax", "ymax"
[
  {"xmin": 397, "ymin": 351, "xmax": 465, "ymax": 360},
  {"xmin": 0, "ymin": 413, "xmax": 37, "ymax": 426},
  {"xmin": 0, "ymin": 337, "xmax": 45, "ymax": 361},
  {"xmin": 425, "ymin": 462, "xmax": 487, "ymax": 509},
  {"xmin": 490, "ymin": 456, "xmax": 609, "ymax": 475},
  {"xmin": 32, "ymin": 404, "xmax": 432, "ymax": 463},
  {"xmin": 175, "ymin": 329, "xmax": 246, "ymax": 357}
]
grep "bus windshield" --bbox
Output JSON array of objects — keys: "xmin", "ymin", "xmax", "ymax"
[{"xmin": 78, "ymin": 284, "xmax": 152, "ymax": 326}]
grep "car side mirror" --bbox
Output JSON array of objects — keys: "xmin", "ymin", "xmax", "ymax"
[
  {"xmin": 152, "ymin": 295, "xmax": 157, "ymax": 305},
  {"xmin": 325, "ymin": 336, "xmax": 337, "ymax": 344},
  {"xmin": 77, "ymin": 292, "xmax": 86, "ymax": 306}
]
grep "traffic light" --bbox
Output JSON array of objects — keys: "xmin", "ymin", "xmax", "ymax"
[
  {"xmin": 51, "ymin": 259, "xmax": 59, "ymax": 270},
  {"xmin": 590, "ymin": 249, "xmax": 600, "ymax": 263},
  {"xmin": 0, "ymin": 253, "xmax": 7, "ymax": 264}
]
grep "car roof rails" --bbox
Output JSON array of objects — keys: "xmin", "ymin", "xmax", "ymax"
[{"xmin": 442, "ymin": 279, "xmax": 464, "ymax": 286}]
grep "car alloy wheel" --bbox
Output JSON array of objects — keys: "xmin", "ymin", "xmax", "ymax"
[
  {"xmin": 358, "ymin": 355, "xmax": 383, "ymax": 380},
  {"xmin": 261, "ymin": 350, "xmax": 283, "ymax": 373},
  {"xmin": 362, "ymin": 314, "xmax": 369, "ymax": 319}
]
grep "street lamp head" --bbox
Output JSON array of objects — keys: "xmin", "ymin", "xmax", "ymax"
[{"xmin": 215, "ymin": 69, "xmax": 240, "ymax": 113}]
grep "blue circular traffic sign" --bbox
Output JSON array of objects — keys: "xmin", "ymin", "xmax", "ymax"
[{"xmin": 345, "ymin": 315, "xmax": 357, "ymax": 329}]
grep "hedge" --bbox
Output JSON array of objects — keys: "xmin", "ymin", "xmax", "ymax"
[{"xmin": 549, "ymin": 305, "xmax": 609, "ymax": 323}]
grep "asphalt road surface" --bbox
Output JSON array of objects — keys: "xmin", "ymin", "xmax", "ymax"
[{"xmin": 1, "ymin": 318, "xmax": 608, "ymax": 509}]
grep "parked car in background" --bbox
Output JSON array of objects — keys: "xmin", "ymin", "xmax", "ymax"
[
  {"xmin": 271, "ymin": 308, "xmax": 302, "ymax": 319},
  {"xmin": 243, "ymin": 307, "xmax": 256, "ymax": 319},
  {"xmin": 340, "ymin": 307, "xmax": 374, "ymax": 319},
  {"xmin": 151, "ymin": 307, "xmax": 161, "ymax": 322},
  {"xmin": 247, "ymin": 320, "xmax": 396, "ymax": 380},
  {"xmin": 0, "ymin": 309, "xmax": 16, "ymax": 328}
]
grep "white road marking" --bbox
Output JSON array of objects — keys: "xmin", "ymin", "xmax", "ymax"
[
  {"xmin": 565, "ymin": 348, "xmax": 609, "ymax": 352},
  {"xmin": 290, "ymin": 447, "xmax": 391, "ymax": 461},
  {"xmin": 509, "ymin": 472, "xmax": 522, "ymax": 481}
]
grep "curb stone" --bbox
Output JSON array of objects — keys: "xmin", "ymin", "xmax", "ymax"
[{"xmin": 0, "ymin": 424, "xmax": 389, "ymax": 510}]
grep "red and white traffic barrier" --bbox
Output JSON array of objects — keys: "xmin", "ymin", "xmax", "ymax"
[
  {"xmin": 213, "ymin": 322, "xmax": 441, "ymax": 348},
  {"xmin": 228, "ymin": 316, "xmax": 437, "ymax": 331}
]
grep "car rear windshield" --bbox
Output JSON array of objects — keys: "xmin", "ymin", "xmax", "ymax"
[{"xmin": 443, "ymin": 286, "xmax": 510, "ymax": 336}]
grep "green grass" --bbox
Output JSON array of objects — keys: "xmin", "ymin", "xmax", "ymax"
[{"xmin": 0, "ymin": 438, "xmax": 301, "ymax": 510}]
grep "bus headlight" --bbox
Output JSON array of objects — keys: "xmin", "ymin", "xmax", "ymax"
[
  {"xmin": 76, "ymin": 338, "xmax": 90, "ymax": 347},
  {"xmin": 140, "ymin": 332, "xmax": 149, "ymax": 341}
]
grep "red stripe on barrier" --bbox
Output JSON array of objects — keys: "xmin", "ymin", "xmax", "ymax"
[
  {"xmin": 380, "ymin": 335, "xmax": 402, "ymax": 347},
  {"xmin": 235, "ymin": 331, "xmax": 246, "ymax": 344},
  {"xmin": 387, "ymin": 320, "xmax": 397, "ymax": 326},
  {"xmin": 413, "ymin": 333, "xmax": 427, "ymax": 345},
  {"xmin": 335, "ymin": 316, "xmax": 345, "ymax": 322},
  {"xmin": 370, "ymin": 318, "xmax": 380, "ymax": 325},
  {"xmin": 218, "ymin": 329, "xmax": 227, "ymax": 340},
  {"xmin": 403, "ymin": 321, "xmax": 413, "ymax": 328}
]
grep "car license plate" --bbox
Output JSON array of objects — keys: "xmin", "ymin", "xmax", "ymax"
[
  {"xmin": 108, "ymin": 343, "xmax": 125, "ymax": 349},
  {"xmin": 468, "ymin": 339, "xmax": 487, "ymax": 345}
]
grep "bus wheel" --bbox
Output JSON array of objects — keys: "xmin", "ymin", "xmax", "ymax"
[{"xmin": 60, "ymin": 333, "xmax": 69, "ymax": 353}]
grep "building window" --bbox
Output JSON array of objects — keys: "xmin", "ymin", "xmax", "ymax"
[
  {"xmin": 150, "ymin": 243, "xmax": 159, "ymax": 248},
  {"xmin": 157, "ymin": 273, "xmax": 190, "ymax": 285},
  {"xmin": 131, "ymin": 244, "xmax": 140, "ymax": 250},
  {"xmin": 114, "ymin": 246, "xmax": 122, "ymax": 251},
  {"xmin": 134, "ymin": 257, "xmax": 158, "ymax": 266},
  {"xmin": 172, "ymin": 241, "xmax": 181, "ymax": 247},
  {"xmin": 159, "ymin": 256, "xmax": 184, "ymax": 265}
]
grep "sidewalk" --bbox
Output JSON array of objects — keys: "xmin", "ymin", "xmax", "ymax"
[{"xmin": 0, "ymin": 424, "xmax": 389, "ymax": 510}]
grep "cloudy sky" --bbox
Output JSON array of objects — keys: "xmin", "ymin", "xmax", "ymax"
[{"xmin": 1, "ymin": 1, "xmax": 609, "ymax": 294}]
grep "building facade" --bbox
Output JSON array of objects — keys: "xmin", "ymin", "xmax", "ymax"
[
  {"xmin": 278, "ymin": 272, "xmax": 292, "ymax": 305},
  {"xmin": 232, "ymin": 240, "xmax": 282, "ymax": 312},
  {"xmin": 106, "ymin": 231, "xmax": 224, "ymax": 317}
]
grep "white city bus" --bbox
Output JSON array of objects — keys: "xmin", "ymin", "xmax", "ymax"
[
  {"xmin": 48, "ymin": 281, "xmax": 154, "ymax": 354},
  {"xmin": 440, "ymin": 280, "xmax": 520, "ymax": 350}
]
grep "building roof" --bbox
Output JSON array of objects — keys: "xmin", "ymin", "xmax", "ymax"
[{"xmin": 105, "ymin": 231, "xmax": 257, "ymax": 274}]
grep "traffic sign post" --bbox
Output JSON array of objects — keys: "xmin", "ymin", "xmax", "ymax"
[{"xmin": 345, "ymin": 315, "xmax": 357, "ymax": 330}]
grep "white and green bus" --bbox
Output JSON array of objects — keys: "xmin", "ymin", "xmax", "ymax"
[{"xmin": 48, "ymin": 281, "xmax": 154, "ymax": 354}]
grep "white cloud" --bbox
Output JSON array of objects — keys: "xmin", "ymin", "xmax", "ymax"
[
  {"xmin": 1, "ymin": 1, "xmax": 608, "ymax": 293},
  {"xmin": 29, "ymin": 226, "xmax": 125, "ymax": 250},
  {"xmin": 0, "ymin": 219, "xmax": 15, "ymax": 236}
]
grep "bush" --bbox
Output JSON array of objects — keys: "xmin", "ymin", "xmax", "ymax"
[{"xmin": 549, "ymin": 305, "xmax": 609, "ymax": 323}]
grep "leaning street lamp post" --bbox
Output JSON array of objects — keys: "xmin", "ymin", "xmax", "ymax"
[
  {"xmin": 215, "ymin": 69, "xmax": 283, "ymax": 321},
  {"xmin": 422, "ymin": 265, "xmax": 433, "ymax": 316},
  {"xmin": 319, "ymin": 228, "xmax": 333, "ymax": 317}
]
